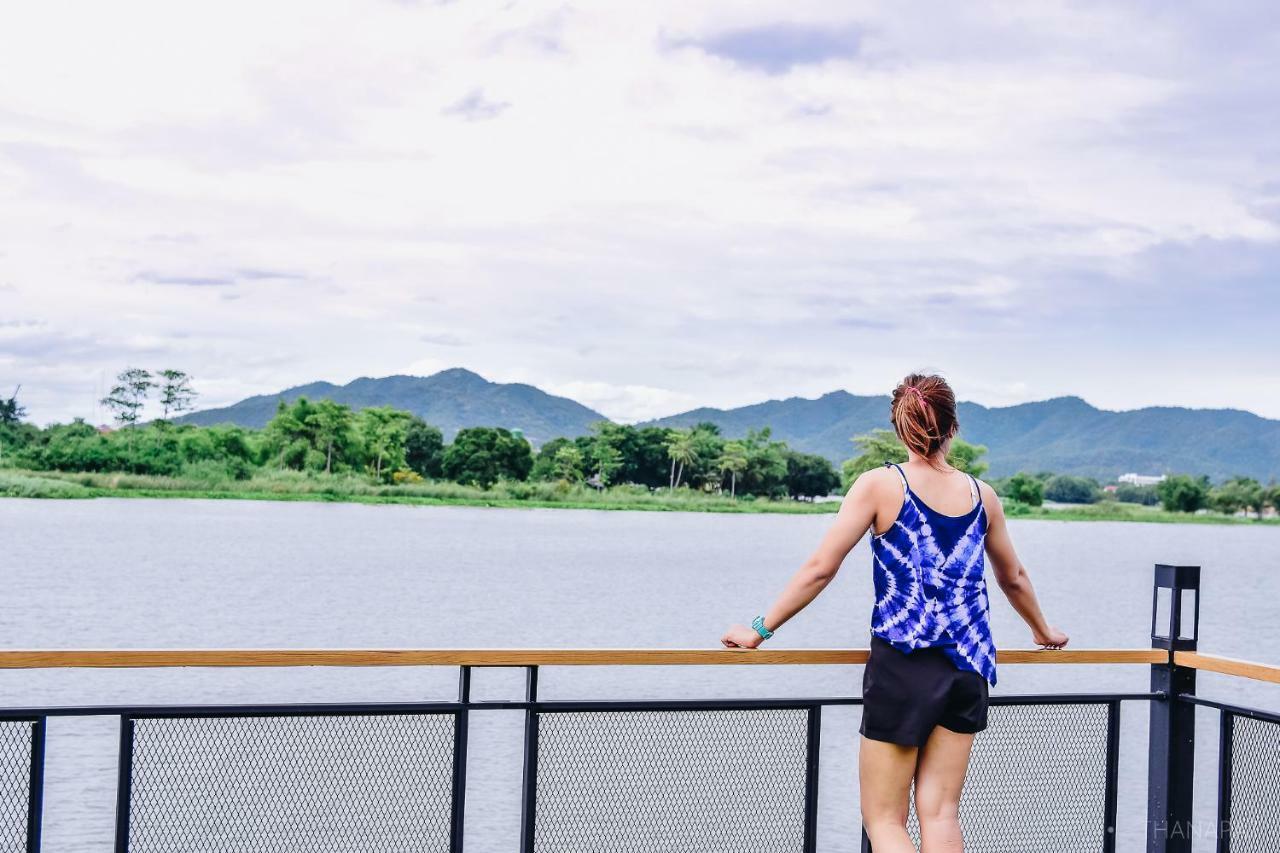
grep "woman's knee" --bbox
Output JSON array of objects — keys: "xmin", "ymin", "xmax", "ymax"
[
  {"xmin": 860, "ymin": 790, "xmax": 909, "ymax": 829},
  {"xmin": 862, "ymin": 814, "xmax": 912, "ymax": 848},
  {"xmin": 913, "ymin": 783, "xmax": 960, "ymax": 823}
]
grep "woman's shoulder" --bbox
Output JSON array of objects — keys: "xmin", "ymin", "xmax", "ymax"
[
  {"xmin": 972, "ymin": 477, "xmax": 1003, "ymax": 514},
  {"xmin": 851, "ymin": 463, "xmax": 898, "ymax": 488},
  {"xmin": 843, "ymin": 463, "xmax": 898, "ymax": 500}
]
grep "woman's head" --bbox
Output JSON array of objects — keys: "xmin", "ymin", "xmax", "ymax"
[{"xmin": 890, "ymin": 373, "xmax": 958, "ymax": 466}]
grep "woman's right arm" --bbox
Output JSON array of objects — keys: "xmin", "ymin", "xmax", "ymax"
[{"xmin": 981, "ymin": 483, "xmax": 1069, "ymax": 649}]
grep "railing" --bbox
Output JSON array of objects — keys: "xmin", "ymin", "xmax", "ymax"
[{"xmin": 0, "ymin": 565, "xmax": 1275, "ymax": 852}]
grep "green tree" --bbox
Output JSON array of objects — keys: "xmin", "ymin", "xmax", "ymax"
[
  {"xmin": 262, "ymin": 399, "xmax": 311, "ymax": 469},
  {"xmin": 665, "ymin": 429, "xmax": 697, "ymax": 489},
  {"xmin": 1004, "ymin": 472, "xmax": 1044, "ymax": 507},
  {"xmin": 156, "ymin": 369, "xmax": 197, "ymax": 421},
  {"xmin": 1211, "ymin": 477, "xmax": 1265, "ymax": 518},
  {"xmin": 610, "ymin": 426, "xmax": 654, "ymax": 488},
  {"xmin": 530, "ymin": 437, "xmax": 573, "ymax": 481},
  {"xmin": 101, "ymin": 367, "xmax": 154, "ymax": 427},
  {"xmin": 1266, "ymin": 483, "xmax": 1280, "ymax": 517},
  {"xmin": 784, "ymin": 451, "xmax": 840, "ymax": 500},
  {"xmin": 24, "ymin": 419, "xmax": 112, "ymax": 472},
  {"xmin": 309, "ymin": 400, "xmax": 358, "ymax": 475},
  {"xmin": 0, "ymin": 386, "xmax": 28, "ymax": 466},
  {"xmin": 1043, "ymin": 475, "xmax": 1099, "ymax": 504},
  {"xmin": 717, "ymin": 441, "xmax": 748, "ymax": 498},
  {"xmin": 1156, "ymin": 474, "xmax": 1211, "ymax": 513},
  {"xmin": 357, "ymin": 406, "xmax": 411, "ymax": 480},
  {"xmin": 841, "ymin": 429, "xmax": 905, "ymax": 487},
  {"xmin": 738, "ymin": 427, "xmax": 788, "ymax": 498},
  {"xmin": 176, "ymin": 424, "xmax": 255, "ymax": 479},
  {"xmin": 945, "ymin": 438, "xmax": 989, "ymax": 478},
  {"xmin": 260, "ymin": 398, "xmax": 359, "ymax": 473},
  {"xmin": 841, "ymin": 429, "xmax": 988, "ymax": 488},
  {"xmin": 587, "ymin": 422, "xmax": 625, "ymax": 486},
  {"xmin": 590, "ymin": 441, "xmax": 622, "ymax": 487},
  {"xmin": 0, "ymin": 386, "xmax": 24, "ymax": 426},
  {"xmin": 442, "ymin": 427, "xmax": 534, "ymax": 488},
  {"xmin": 404, "ymin": 418, "xmax": 445, "ymax": 478},
  {"xmin": 552, "ymin": 444, "xmax": 585, "ymax": 482},
  {"xmin": 618, "ymin": 426, "xmax": 679, "ymax": 488}
]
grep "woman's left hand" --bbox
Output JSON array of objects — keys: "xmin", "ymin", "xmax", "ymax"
[{"xmin": 720, "ymin": 624, "xmax": 764, "ymax": 649}]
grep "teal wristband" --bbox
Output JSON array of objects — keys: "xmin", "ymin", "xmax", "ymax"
[{"xmin": 751, "ymin": 615, "xmax": 774, "ymax": 640}]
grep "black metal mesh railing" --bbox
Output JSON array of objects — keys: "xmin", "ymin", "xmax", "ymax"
[
  {"xmin": 904, "ymin": 702, "xmax": 1113, "ymax": 852},
  {"xmin": 0, "ymin": 721, "xmax": 35, "ymax": 853},
  {"xmin": 531, "ymin": 707, "xmax": 811, "ymax": 853},
  {"xmin": 124, "ymin": 712, "xmax": 458, "ymax": 853},
  {"xmin": 1223, "ymin": 713, "xmax": 1280, "ymax": 853}
]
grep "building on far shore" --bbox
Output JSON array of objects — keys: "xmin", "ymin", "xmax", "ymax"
[{"xmin": 1118, "ymin": 472, "xmax": 1166, "ymax": 487}]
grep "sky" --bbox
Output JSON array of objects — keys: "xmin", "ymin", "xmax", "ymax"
[{"xmin": 2, "ymin": 1, "xmax": 1279, "ymax": 425}]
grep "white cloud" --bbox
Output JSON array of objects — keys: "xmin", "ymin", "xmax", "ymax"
[
  {"xmin": 1, "ymin": 1, "xmax": 1278, "ymax": 423},
  {"xmin": 540, "ymin": 380, "xmax": 699, "ymax": 423}
]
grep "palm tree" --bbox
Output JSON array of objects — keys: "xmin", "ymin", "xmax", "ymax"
[
  {"xmin": 665, "ymin": 430, "xmax": 697, "ymax": 489},
  {"xmin": 717, "ymin": 441, "xmax": 748, "ymax": 498}
]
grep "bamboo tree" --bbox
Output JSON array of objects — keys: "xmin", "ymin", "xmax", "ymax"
[
  {"xmin": 100, "ymin": 368, "xmax": 154, "ymax": 428},
  {"xmin": 157, "ymin": 369, "xmax": 197, "ymax": 421}
]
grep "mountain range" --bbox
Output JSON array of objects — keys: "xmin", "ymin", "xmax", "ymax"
[
  {"xmin": 177, "ymin": 369, "xmax": 604, "ymax": 447},
  {"xmin": 178, "ymin": 368, "xmax": 1280, "ymax": 482}
]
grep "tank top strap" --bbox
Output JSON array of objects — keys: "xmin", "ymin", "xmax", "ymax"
[
  {"xmin": 966, "ymin": 473, "xmax": 980, "ymax": 509},
  {"xmin": 883, "ymin": 460, "xmax": 909, "ymax": 494}
]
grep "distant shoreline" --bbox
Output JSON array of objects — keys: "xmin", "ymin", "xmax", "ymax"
[{"xmin": 2, "ymin": 469, "xmax": 1277, "ymax": 526}]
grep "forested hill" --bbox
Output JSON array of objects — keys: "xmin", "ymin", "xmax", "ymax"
[
  {"xmin": 175, "ymin": 368, "xmax": 608, "ymax": 445},
  {"xmin": 179, "ymin": 371, "xmax": 1280, "ymax": 481},
  {"xmin": 642, "ymin": 392, "xmax": 1280, "ymax": 482}
]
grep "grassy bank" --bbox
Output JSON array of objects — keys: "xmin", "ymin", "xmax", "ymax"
[
  {"xmin": 2, "ymin": 468, "xmax": 1277, "ymax": 525},
  {"xmin": 1003, "ymin": 500, "xmax": 1279, "ymax": 526},
  {"xmin": 0, "ymin": 469, "xmax": 837, "ymax": 514}
]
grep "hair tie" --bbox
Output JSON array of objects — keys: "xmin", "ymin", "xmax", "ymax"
[{"xmin": 905, "ymin": 385, "xmax": 927, "ymax": 403}]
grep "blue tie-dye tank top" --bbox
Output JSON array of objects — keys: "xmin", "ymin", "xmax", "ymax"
[{"xmin": 869, "ymin": 461, "xmax": 997, "ymax": 686}]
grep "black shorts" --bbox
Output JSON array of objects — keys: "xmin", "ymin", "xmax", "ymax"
[{"xmin": 859, "ymin": 635, "xmax": 989, "ymax": 747}]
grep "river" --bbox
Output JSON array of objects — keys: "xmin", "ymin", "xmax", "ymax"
[{"xmin": 3, "ymin": 498, "xmax": 1278, "ymax": 851}]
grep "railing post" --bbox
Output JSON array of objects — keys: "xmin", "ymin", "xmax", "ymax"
[
  {"xmin": 1146, "ymin": 564, "xmax": 1200, "ymax": 853},
  {"xmin": 114, "ymin": 715, "xmax": 135, "ymax": 853},
  {"xmin": 451, "ymin": 665, "xmax": 471, "ymax": 853},
  {"xmin": 26, "ymin": 718, "xmax": 45, "ymax": 853},
  {"xmin": 1216, "ymin": 710, "xmax": 1233, "ymax": 853},
  {"xmin": 803, "ymin": 706, "xmax": 821, "ymax": 853},
  {"xmin": 1104, "ymin": 701, "xmax": 1121, "ymax": 853},
  {"xmin": 519, "ymin": 665, "xmax": 539, "ymax": 853}
]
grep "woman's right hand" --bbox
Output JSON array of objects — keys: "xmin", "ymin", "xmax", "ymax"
[
  {"xmin": 720, "ymin": 624, "xmax": 764, "ymax": 649},
  {"xmin": 1033, "ymin": 626, "xmax": 1069, "ymax": 650}
]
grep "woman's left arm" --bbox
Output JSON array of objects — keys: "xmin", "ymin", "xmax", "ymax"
[{"xmin": 720, "ymin": 470, "xmax": 881, "ymax": 649}]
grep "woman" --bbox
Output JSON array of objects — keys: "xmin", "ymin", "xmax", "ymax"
[{"xmin": 721, "ymin": 373, "xmax": 1068, "ymax": 852}]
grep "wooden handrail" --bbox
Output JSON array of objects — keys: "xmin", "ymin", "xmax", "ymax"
[
  {"xmin": 8, "ymin": 649, "xmax": 1273, "ymax": 680},
  {"xmin": 0, "ymin": 648, "xmax": 1167, "ymax": 669},
  {"xmin": 1173, "ymin": 651, "xmax": 1280, "ymax": 685}
]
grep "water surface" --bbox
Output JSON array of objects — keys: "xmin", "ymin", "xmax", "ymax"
[{"xmin": 4, "ymin": 498, "xmax": 1278, "ymax": 851}]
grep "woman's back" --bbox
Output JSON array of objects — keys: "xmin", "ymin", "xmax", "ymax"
[{"xmin": 869, "ymin": 459, "xmax": 996, "ymax": 685}]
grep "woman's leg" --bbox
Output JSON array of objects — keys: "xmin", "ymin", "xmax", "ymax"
[
  {"xmin": 913, "ymin": 726, "xmax": 975, "ymax": 853},
  {"xmin": 859, "ymin": 735, "xmax": 918, "ymax": 852}
]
